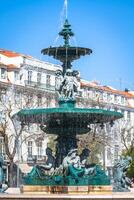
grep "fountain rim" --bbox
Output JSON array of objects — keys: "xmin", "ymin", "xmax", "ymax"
[
  {"xmin": 41, "ymin": 46, "xmax": 92, "ymax": 54},
  {"xmin": 16, "ymin": 107, "xmax": 123, "ymax": 118}
]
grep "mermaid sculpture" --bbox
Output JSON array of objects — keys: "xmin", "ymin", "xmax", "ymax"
[
  {"xmin": 113, "ymin": 156, "xmax": 132, "ymax": 192},
  {"xmin": 26, "ymin": 148, "xmax": 110, "ymax": 186}
]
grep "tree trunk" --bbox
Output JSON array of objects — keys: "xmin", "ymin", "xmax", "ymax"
[{"xmin": 8, "ymin": 160, "xmax": 16, "ymax": 187}]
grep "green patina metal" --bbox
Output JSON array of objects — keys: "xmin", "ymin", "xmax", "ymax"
[
  {"xmin": 18, "ymin": 107, "xmax": 123, "ymax": 117},
  {"xmin": 16, "ymin": 101, "xmax": 123, "ymax": 136},
  {"xmin": 59, "ymin": 19, "xmax": 74, "ymax": 47},
  {"xmin": 41, "ymin": 46, "xmax": 92, "ymax": 63},
  {"xmin": 41, "ymin": 19, "xmax": 92, "ymax": 75},
  {"xmin": 23, "ymin": 164, "xmax": 110, "ymax": 186},
  {"xmin": 16, "ymin": 17, "xmax": 124, "ymax": 188}
]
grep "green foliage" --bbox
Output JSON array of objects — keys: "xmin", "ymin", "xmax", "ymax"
[
  {"xmin": 122, "ymin": 148, "xmax": 134, "ymax": 178},
  {"xmin": 77, "ymin": 133, "xmax": 103, "ymax": 164}
]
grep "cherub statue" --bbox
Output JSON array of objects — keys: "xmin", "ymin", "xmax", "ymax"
[
  {"xmin": 60, "ymin": 69, "xmax": 79, "ymax": 99},
  {"xmin": 55, "ymin": 69, "xmax": 63, "ymax": 95}
]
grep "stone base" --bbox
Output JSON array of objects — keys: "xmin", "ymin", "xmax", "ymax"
[{"xmin": 20, "ymin": 185, "xmax": 113, "ymax": 194}]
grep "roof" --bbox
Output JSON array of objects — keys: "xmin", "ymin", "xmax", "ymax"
[
  {"xmin": 81, "ymin": 81, "xmax": 134, "ymax": 98},
  {"xmin": 0, "ymin": 49, "xmax": 21, "ymax": 57},
  {"xmin": 0, "ymin": 62, "xmax": 19, "ymax": 69},
  {"xmin": 7, "ymin": 64, "xmax": 19, "ymax": 69},
  {"xmin": 0, "ymin": 48, "xmax": 32, "ymax": 58}
]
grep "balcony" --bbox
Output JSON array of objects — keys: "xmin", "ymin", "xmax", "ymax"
[
  {"xmin": 0, "ymin": 153, "xmax": 9, "ymax": 163},
  {"xmin": 27, "ymin": 155, "xmax": 46, "ymax": 165},
  {"xmin": 25, "ymin": 80, "xmax": 55, "ymax": 92}
]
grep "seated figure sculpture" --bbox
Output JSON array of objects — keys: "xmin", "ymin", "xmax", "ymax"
[
  {"xmin": 62, "ymin": 148, "xmax": 96, "ymax": 183},
  {"xmin": 28, "ymin": 147, "xmax": 55, "ymax": 178},
  {"xmin": 26, "ymin": 147, "xmax": 110, "ymax": 186},
  {"xmin": 80, "ymin": 148, "xmax": 95, "ymax": 175},
  {"xmin": 62, "ymin": 149, "xmax": 85, "ymax": 181}
]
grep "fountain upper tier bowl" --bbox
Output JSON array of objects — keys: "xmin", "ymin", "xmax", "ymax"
[
  {"xmin": 17, "ymin": 100, "xmax": 123, "ymax": 135},
  {"xmin": 41, "ymin": 46, "xmax": 92, "ymax": 63}
]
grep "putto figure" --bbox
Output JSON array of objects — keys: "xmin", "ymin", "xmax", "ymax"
[
  {"xmin": 55, "ymin": 69, "xmax": 79, "ymax": 99},
  {"xmin": 55, "ymin": 70, "xmax": 63, "ymax": 94}
]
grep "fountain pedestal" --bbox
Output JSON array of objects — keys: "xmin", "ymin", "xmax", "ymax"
[{"xmin": 21, "ymin": 185, "xmax": 113, "ymax": 194}]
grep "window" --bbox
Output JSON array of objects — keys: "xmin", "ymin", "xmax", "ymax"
[
  {"xmin": 107, "ymin": 94, "xmax": 111, "ymax": 102},
  {"xmin": 27, "ymin": 94, "xmax": 33, "ymax": 105},
  {"xmin": 127, "ymin": 111, "xmax": 131, "ymax": 120},
  {"xmin": 121, "ymin": 96, "xmax": 125, "ymax": 104},
  {"xmin": 28, "ymin": 141, "xmax": 33, "ymax": 157},
  {"xmin": 1, "ymin": 68, "xmax": 7, "ymax": 79},
  {"xmin": 0, "ymin": 137, "xmax": 5, "ymax": 158},
  {"xmin": 37, "ymin": 141, "xmax": 42, "ymax": 159},
  {"xmin": 121, "ymin": 110, "xmax": 125, "ymax": 116},
  {"xmin": 114, "ymin": 95, "xmax": 118, "ymax": 103},
  {"xmin": 92, "ymin": 91, "xmax": 96, "ymax": 99},
  {"xmin": 78, "ymin": 91, "xmax": 82, "ymax": 97},
  {"xmin": 107, "ymin": 147, "xmax": 112, "ymax": 160},
  {"xmin": 37, "ymin": 72, "xmax": 41, "ymax": 85},
  {"xmin": 46, "ymin": 74, "xmax": 51, "ymax": 87},
  {"xmin": 127, "ymin": 131, "xmax": 131, "ymax": 143},
  {"xmin": 103, "ymin": 92, "xmax": 107, "ymax": 101},
  {"xmin": 28, "ymin": 71, "xmax": 32, "ymax": 83},
  {"xmin": 114, "ymin": 144, "xmax": 119, "ymax": 164},
  {"xmin": 0, "ymin": 137, "xmax": 7, "ymax": 161},
  {"xmin": 0, "ymin": 112, "xmax": 5, "ymax": 123},
  {"xmin": 14, "ymin": 92, "xmax": 21, "ymax": 105},
  {"xmin": 37, "ymin": 95, "xmax": 42, "ymax": 106},
  {"xmin": 14, "ymin": 71, "xmax": 19, "ymax": 81},
  {"xmin": 114, "ymin": 131, "xmax": 118, "ymax": 141},
  {"xmin": 46, "ymin": 97, "xmax": 50, "ymax": 107},
  {"xmin": 0, "ymin": 89, "xmax": 6, "ymax": 102},
  {"xmin": 99, "ymin": 92, "xmax": 103, "ymax": 101}
]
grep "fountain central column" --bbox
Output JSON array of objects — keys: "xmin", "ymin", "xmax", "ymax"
[
  {"xmin": 54, "ymin": 99, "xmax": 78, "ymax": 167},
  {"xmin": 55, "ymin": 134, "xmax": 78, "ymax": 167}
]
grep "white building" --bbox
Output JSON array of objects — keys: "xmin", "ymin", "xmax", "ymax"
[
  {"xmin": 0, "ymin": 48, "xmax": 134, "ymax": 182},
  {"xmin": 80, "ymin": 79, "xmax": 134, "ymax": 174}
]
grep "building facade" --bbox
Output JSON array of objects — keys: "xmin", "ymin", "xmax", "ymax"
[{"xmin": 0, "ymin": 49, "xmax": 134, "ymax": 182}]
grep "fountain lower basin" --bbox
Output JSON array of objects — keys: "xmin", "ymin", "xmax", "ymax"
[{"xmin": 16, "ymin": 100, "xmax": 122, "ymax": 135}]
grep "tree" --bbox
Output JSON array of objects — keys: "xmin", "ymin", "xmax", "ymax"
[
  {"xmin": 77, "ymin": 124, "xmax": 113, "ymax": 166},
  {"xmin": 0, "ymin": 86, "xmax": 44, "ymax": 186},
  {"xmin": 119, "ymin": 120, "xmax": 134, "ymax": 153},
  {"xmin": 0, "ymin": 87, "xmax": 25, "ymax": 186},
  {"xmin": 122, "ymin": 148, "xmax": 134, "ymax": 179},
  {"xmin": 77, "ymin": 94, "xmax": 114, "ymax": 168},
  {"xmin": 118, "ymin": 119, "xmax": 134, "ymax": 179}
]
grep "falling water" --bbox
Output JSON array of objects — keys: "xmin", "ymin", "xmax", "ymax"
[
  {"xmin": 72, "ymin": 36, "xmax": 78, "ymax": 47},
  {"xmin": 52, "ymin": 0, "xmax": 68, "ymax": 46},
  {"xmin": 53, "ymin": 35, "xmax": 60, "ymax": 47},
  {"xmin": 60, "ymin": 0, "xmax": 68, "ymax": 28},
  {"xmin": 64, "ymin": 0, "xmax": 68, "ymax": 19}
]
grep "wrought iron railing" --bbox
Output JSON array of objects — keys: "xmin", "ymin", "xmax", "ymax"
[
  {"xmin": 0, "ymin": 153, "xmax": 9, "ymax": 162},
  {"xmin": 25, "ymin": 80, "xmax": 55, "ymax": 91},
  {"xmin": 27, "ymin": 155, "xmax": 46, "ymax": 165}
]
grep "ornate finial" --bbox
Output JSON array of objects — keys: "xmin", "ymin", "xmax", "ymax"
[{"xmin": 59, "ymin": 19, "xmax": 74, "ymax": 47}]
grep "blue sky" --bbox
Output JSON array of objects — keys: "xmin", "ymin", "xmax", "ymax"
[{"xmin": 0, "ymin": 0, "xmax": 134, "ymax": 90}]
